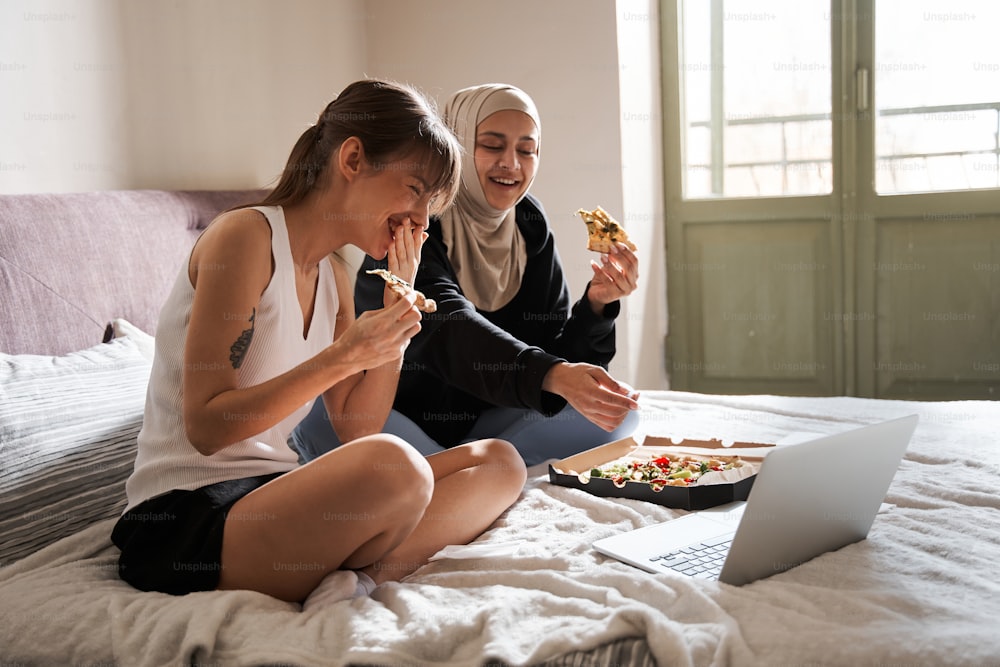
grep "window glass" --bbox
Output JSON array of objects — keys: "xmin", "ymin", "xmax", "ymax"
[
  {"xmin": 875, "ymin": 1, "xmax": 1000, "ymax": 193},
  {"xmin": 680, "ymin": 1, "xmax": 832, "ymax": 198}
]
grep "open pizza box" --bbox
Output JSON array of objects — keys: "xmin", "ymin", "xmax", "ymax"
[{"xmin": 548, "ymin": 435, "xmax": 776, "ymax": 510}]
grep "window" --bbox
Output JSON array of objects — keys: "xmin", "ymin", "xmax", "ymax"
[
  {"xmin": 662, "ymin": 0, "xmax": 1000, "ymax": 399},
  {"xmin": 874, "ymin": 1, "xmax": 1000, "ymax": 193},
  {"xmin": 678, "ymin": 0, "xmax": 1000, "ymax": 198},
  {"xmin": 679, "ymin": 0, "xmax": 832, "ymax": 198}
]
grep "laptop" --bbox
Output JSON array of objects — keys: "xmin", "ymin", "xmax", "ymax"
[{"xmin": 592, "ymin": 414, "xmax": 918, "ymax": 586}]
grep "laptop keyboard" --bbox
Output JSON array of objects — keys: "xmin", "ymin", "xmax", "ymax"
[{"xmin": 649, "ymin": 533, "xmax": 734, "ymax": 579}]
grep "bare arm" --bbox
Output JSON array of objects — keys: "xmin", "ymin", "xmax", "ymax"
[
  {"xmin": 321, "ymin": 221, "xmax": 427, "ymax": 443},
  {"xmin": 317, "ymin": 260, "xmax": 410, "ymax": 443}
]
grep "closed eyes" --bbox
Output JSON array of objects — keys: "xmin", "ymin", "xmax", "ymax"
[{"xmin": 477, "ymin": 142, "xmax": 537, "ymax": 157}]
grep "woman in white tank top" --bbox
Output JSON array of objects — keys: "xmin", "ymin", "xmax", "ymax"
[{"xmin": 111, "ymin": 80, "xmax": 527, "ymax": 605}]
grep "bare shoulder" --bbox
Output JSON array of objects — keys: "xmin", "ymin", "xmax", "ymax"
[
  {"xmin": 190, "ymin": 207, "xmax": 273, "ymax": 287},
  {"xmin": 198, "ymin": 207, "xmax": 272, "ymax": 249}
]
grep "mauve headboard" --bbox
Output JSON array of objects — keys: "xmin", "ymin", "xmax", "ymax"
[{"xmin": 0, "ymin": 189, "xmax": 264, "ymax": 356}]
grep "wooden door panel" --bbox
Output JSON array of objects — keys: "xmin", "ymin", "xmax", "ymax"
[
  {"xmin": 873, "ymin": 216, "xmax": 1000, "ymax": 399},
  {"xmin": 676, "ymin": 219, "xmax": 837, "ymax": 394}
]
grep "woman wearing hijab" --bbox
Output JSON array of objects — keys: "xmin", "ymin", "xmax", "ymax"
[{"xmin": 293, "ymin": 83, "xmax": 640, "ymax": 466}]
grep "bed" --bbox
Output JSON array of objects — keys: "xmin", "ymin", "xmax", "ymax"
[{"xmin": 2, "ymin": 191, "xmax": 999, "ymax": 666}]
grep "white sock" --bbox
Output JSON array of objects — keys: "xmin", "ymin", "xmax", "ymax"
[
  {"xmin": 355, "ymin": 571, "xmax": 377, "ymax": 597},
  {"xmin": 301, "ymin": 570, "xmax": 359, "ymax": 611}
]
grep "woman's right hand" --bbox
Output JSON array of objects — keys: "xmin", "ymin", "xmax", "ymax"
[
  {"xmin": 541, "ymin": 362, "xmax": 640, "ymax": 431},
  {"xmin": 329, "ymin": 293, "xmax": 422, "ymax": 372}
]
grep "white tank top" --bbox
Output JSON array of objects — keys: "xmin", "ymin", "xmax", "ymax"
[{"xmin": 124, "ymin": 206, "xmax": 339, "ymax": 511}]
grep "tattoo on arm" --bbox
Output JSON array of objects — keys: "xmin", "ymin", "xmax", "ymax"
[{"xmin": 229, "ymin": 308, "xmax": 256, "ymax": 369}]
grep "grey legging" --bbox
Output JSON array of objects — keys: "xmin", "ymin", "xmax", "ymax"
[{"xmin": 290, "ymin": 398, "xmax": 639, "ymax": 467}]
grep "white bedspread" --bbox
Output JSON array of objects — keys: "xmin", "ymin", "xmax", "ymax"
[{"xmin": 2, "ymin": 392, "xmax": 999, "ymax": 666}]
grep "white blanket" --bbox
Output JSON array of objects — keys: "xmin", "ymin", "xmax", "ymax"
[{"xmin": 2, "ymin": 392, "xmax": 999, "ymax": 666}]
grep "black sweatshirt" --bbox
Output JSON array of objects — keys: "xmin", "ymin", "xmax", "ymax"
[{"xmin": 354, "ymin": 194, "xmax": 619, "ymax": 447}]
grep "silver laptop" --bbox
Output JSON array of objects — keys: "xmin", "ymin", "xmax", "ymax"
[{"xmin": 592, "ymin": 415, "xmax": 918, "ymax": 586}]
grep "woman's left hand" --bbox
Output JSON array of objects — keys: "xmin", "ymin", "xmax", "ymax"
[
  {"xmin": 586, "ymin": 242, "xmax": 639, "ymax": 314},
  {"xmin": 385, "ymin": 220, "xmax": 428, "ymax": 304}
]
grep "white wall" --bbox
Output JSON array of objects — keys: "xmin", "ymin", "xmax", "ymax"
[
  {"xmin": 0, "ymin": 0, "xmax": 367, "ymax": 192},
  {"xmin": 116, "ymin": 0, "xmax": 369, "ymax": 191},
  {"xmin": 0, "ymin": 1, "xmax": 130, "ymax": 192},
  {"xmin": 615, "ymin": 0, "xmax": 668, "ymax": 390},
  {"xmin": 0, "ymin": 0, "xmax": 668, "ymax": 390}
]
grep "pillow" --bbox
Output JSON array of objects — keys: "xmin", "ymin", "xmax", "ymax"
[
  {"xmin": 0, "ymin": 336, "xmax": 151, "ymax": 566},
  {"xmin": 109, "ymin": 317, "xmax": 155, "ymax": 362}
]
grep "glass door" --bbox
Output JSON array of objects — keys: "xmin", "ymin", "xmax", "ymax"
[
  {"xmin": 855, "ymin": 0, "xmax": 1000, "ymax": 398},
  {"xmin": 661, "ymin": 0, "xmax": 1000, "ymax": 398},
  {"xmin": 663, "ymin": 0, "xmax": 844, "ymax": 395}
]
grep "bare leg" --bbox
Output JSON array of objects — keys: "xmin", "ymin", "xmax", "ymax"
[
  {"xmin": 217, "ymin": 434, "xmax": 434, "ymax": 602},
  {"xmin": 218, "ymin": 436, "xmax": 526, "ymax": 601},
  {"xmin": 363, "ymin": 437, "xmax": 527, "ymax": 585}
]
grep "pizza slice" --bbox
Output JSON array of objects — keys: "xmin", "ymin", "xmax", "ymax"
[
  {"xmin": 576, "ymin": 206, "xmax": 637, "ymax": 253},
  {"xmin": 365, "ymin": 269, "xmax": 437, "ymax": 313}
]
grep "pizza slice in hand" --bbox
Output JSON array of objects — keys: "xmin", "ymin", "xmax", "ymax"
[
  {"xmin": 576, "ymin": 206, "xmax": 637, "ymax": 253},
  {"xmin": 365, "ymin": 269, "xmax": 437, "ymax": 313}
]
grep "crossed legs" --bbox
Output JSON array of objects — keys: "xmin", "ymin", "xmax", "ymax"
[{"xmin": 218, "ymin": 434, "xmax": 525, "ymax": 602}]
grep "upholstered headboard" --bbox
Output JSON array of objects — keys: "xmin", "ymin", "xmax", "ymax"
[{"xmin": 0, "ymin": 190, "xmax": 264, "ymax": 356}]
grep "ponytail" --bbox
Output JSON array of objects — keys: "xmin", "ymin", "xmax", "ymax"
[{"xmin": 248, "ymin": 79, "xmax": 461, "ymax": 214}]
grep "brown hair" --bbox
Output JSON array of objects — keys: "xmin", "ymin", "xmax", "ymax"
[{"xmin": 253, "ymin": 79, "xmax": 461, "ymax": 215}]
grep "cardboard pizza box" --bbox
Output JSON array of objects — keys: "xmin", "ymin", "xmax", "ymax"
[{"xmin": 547, "ymin": 435, "xmax": 776, "ymax": 511}]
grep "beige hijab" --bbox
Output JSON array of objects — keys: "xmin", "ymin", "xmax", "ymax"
[{"xmin": 439, "ymin": 84, "xmax": 541, "ymax": 312}]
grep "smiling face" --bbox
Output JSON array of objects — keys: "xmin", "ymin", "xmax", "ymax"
[
  {"xmin": 362, "ymin": 157, "xmax": 434, "ymax": 260},
  {"xmin": 473, "ymin": 109, "xmax": 539, "ymax": 211},
  {"xmin": 336, "ymin": 145, "xmax": 436, "ymax": 261}
]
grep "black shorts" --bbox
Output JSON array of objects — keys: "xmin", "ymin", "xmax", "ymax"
[{"xmin": 111, "ymin": 472, "xmax": 284, "ymax": 595}]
